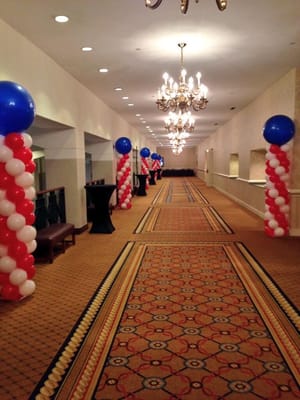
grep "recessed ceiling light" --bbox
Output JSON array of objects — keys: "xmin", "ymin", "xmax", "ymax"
[
  {"xmin": 128, "ymin": 103, "xmax": 134, "ymax": 107},
  {"xmin": 122, "ymin": 96, "xmax": 129, "ymax": 100},
  {"xmin": 99, "ymin": 68, "xmax": 109, "ymax": 73},
  {"xmin": 54, "ymin": 15, "xmax": 69, "ymax": 23},
  {"xmin": 114, "ymin": 87, "xmax": 123, "ymax": 91},
  {"xmin": 82, "ymin": 46, "xmax": 93, "ymax": 52},
  {"xmin": 136, "ymin": 114, "xmax": 141, "ymax": 117}
]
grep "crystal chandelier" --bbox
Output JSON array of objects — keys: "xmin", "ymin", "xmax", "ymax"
[
  {"xmin": 145, "ymin": 0, "xmax": 227, "ymax": 14},
  {"xmin": 165, "ymin": 111, "xmax": 195, "ymax": 134},
  {"xmin": 156, "ymin": 43, "xmax": 208, "ymax": 113},
  {"xmin": 171, "ymin": 140, "xmax": 184, "ymax": 155}
]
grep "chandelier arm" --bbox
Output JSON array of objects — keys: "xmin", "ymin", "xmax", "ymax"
[
  {"xmin": 180, "ymin": 0, "xmax": 189, "ymax": 14},
  {"xmin": 145, "ymin": 0, "xmax": 164, "ymax": 10},
  {"xmin": 216, "ymin": 0, "xmax": 227, "ymax": 11}
]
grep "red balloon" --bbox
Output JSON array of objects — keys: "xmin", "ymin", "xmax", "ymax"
[
  {"xmin": 18, "ymin": 254, "xmax": 34, "ymax": 269},
  {"xmin": 6, "ymin": 184, "xmax": 26, "ymax": 203},
  {"xmin": 268, "ymin": 205, "xmax": 278, "ymax": 214},
  {"xmin": 16, "ymin": 199, "xmax": 34, "ymax": 215},
  {"xmin": 264, "ymin": 226, "xmax": 275, "ymax": 237},
  {"xmin": 25, "ymin": 160, "xmax": 36, "ymax": 173},
  {"xmin": 0, "ymin": 168, "xmax": 14, "ymax": 189},
  {"xmin": 0, "ymin": 272, "xmax": 10, "ymax": 285},
  {"xmin": 25, "ymin": 212, "xmax": 36, "ymax": 225},
  {"xmin": 8, "ymin": 240, "xmax": 27, "ymax": 257},
  {"xmin": 269, "ymin": 174, "xmax": 280, "ymax": 183},
  {"xmin": 4, "ymin": 133, "xmax": 24, "ymax": 150},
  {"xmin": 0, "ymin": 227, "xmax": 15, "ymax": 244},
  {"xmin": 0, "ymin": 215, "xmax": 8, "ymax": 225},
  {"xmin": 269, "ymin": 144, "xmax": 280, "ymax": 154},
  {"xmin": 22, "ymin": 264, "xmax": 36, "ymax": 279},
  {"xmin": 14, "ymin": 147, "xmax": 32, "ymax": 164},
  {"xmin": 1, "ymin": 283, "xmax": 21, "ymax": 301},
  {"xmin": 265, "ymin": 167, "xmax": 274, "ymax": 176},
  {"xmin": 265, "ymin": 197, "xmax": 275, "ymax": 207}
]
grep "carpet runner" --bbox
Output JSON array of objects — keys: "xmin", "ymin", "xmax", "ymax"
[{"xmin": 32, "ymin": 241, "xmax": 300, "ymax": 399}]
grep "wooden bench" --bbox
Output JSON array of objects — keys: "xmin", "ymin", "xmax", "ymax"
[
  {"xmin": 36, "ymin": 222, "xmax": 75, "ymax": 263},
  {"xmin": 34, "ymin": 187, "xmax": 76, "ymax": 263}
]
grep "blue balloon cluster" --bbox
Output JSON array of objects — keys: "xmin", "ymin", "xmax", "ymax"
[
  {"xmin": 151, "ymin": 152, "xmax": 159, "ymax": 160},
  {"xmin": 263, "ymin": 115, "xmax": 295, "ymax": 146},
  {"xmin": 0, "ymin": 81, "xmax": 35, "ymax": 136},
  {"xmin": 140, "ymin": 147, "xmax": 150, "ymax": 158},
  {"xmin": 115, "ymin": 137, "xmax": 132, "ymax": 154}
]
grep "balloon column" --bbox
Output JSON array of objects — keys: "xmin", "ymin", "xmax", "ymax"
[
  {"xmin": 140, "ymin": 147, "xmax": 150, "ymax": 188},
  {"xmin": 263, "ymin": 114, "xmax": 295, "ymax": 237},
  {"xmin": 0, "ymin": 81, "xmax": 37, "ymax": 301},
  {"xmin": 115, "ymin": 137, "xmax": 132, "ymax": 209},
  {"xmin": 151, "ymin": 152, "xmax": 161, "ymax": 176}
]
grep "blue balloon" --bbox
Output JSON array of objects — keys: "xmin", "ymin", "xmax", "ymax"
[
  {"xmin": 263, "ymin": 115, "xmax": 295, "ymax": 146},
  {"xmin": 140, "ymin": 147, "xmax": 150, "ymax": 158},
  {"xmin": 0, "ymin": 81, "xmax": 35, "ymax": 135},
  {"xmin": 151, "ymin": 152, "xmax": 158, "ymax": 160},
  {"xmin": 115, "ymin": 137, "xmax": 132, "ymax": 154}
]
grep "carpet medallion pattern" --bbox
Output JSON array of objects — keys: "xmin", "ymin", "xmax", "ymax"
[
  {"xmin": 32, "ymin": 242, "xmax": 300, "ymax": 399},
  {"xmin": 135, "ymin": 206, "xmax": 233, "ymax": 234}
]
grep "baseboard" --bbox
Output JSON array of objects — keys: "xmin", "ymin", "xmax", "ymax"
[{"xmin": 75, "ymin": 224, "xmax": 89, "ymax": 234}]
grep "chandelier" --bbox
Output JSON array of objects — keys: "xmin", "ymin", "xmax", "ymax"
[
  {"xmin": 165, "ymin": 110, "xmax": 195, "ymax": 134},
  {"xmin": 156, "ymin": 43, "xmax": 208, "ymax": 113},
  {"xmin": 171, "ymin": 139, "xmax": 185, "ymax": 155},
  {"xmin": 145, "ymin": 0, "xmax": 227, "ymax": 14}
]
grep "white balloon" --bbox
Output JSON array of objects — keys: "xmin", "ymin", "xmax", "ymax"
[
  {"xmin": 281, "ymin": 143, "xmax": 290, "ymax": 152},
  {"xmin": 25, "ymin": 186, "xmax": 36, "ymax": 200},
  {"xmin": 121, "ymin": 202, "xmax": 127, "ymax": 209},
  {"xmin": 121, "ymin": 184, "xmax": 126, "ymax": 190},
  {"xmin": 269, "ymin": 158, "xmax": 280, "ymax": 168},
  {"xmin": 121, "ymin": 167, "xmax": 126, "ymax": 172},
  {"xmin": 268, "ymin": 188, "xmax": 279, "ymax": 198},
  {"xmin": 125, "ymin": 161, "xmax": 130, "ymax": 168},
  {"xmin": 265, "ymin": 152, "xmax": 276, "ymax": 160},
  {"xmin": 274, "ymin": 227, "xmax": 285, "ymax": 237},
  {"xmin": 280, "ymin": 174, "xmax": 289, "ymax": 182},
  {"xmin": 280, "ymin": 204, "xmax": 290, "ymax": 213},
  {"xmin": 264, "ymin": 211, "xmax": 274, "ymax": 220},
  {"xmin": 9, "ymin": 268, "xmax": 28, "ymax": 286},
  {"xmin": 19, "ymin": 279, "xmax": 36, "ymax": 297},
  {"xmin": 0, "ymin": 135, "xmax": 4, "ymax": 145},
  {"xmin": 7, "ymin": 213, "xmax": 26, "ymax": 231},
  {"xmin": 275, "ymin": 166, "xmax": 285, "ymax": 176},
  {"xmin": 16, "ymin": 225, "xmax": 37, "ymax": 243},
  {"xmin": 268, "ymin": 219, "xmax": 278, "ymax": 229},
  {"xmin": 265, "ymin": 181, "xmax": 274, "ymax": 190},
  {"xmin": 15, "ymin": 171, "xmax": 34, "ymax": 188},
  {"xmin": 5, "ymin": 158, "xmax": 25, "ymax": 176},
  {"xmin": 118, "ymin": 189, "xmax": 124, "ymax": 195},
  {"xmin": 117, "ymin": 171, "xmax": 123, "ymax": 177},
  {"xmin": 275, "ymin": 196, "xmax": 286, "ymax": 206},
  {"xmin": 0, "ymin": 199, "xmax": 16, "ymax": 216},
  {"xmin": 0, "ymin": 244, "xmax": 8, "ymax": 257},
  {"xmin": 26, "ymin": 240, "xmax": 37, "ymax": 254},
  {"xmin": 22, "ymin": 133, "xmax": 33, "ymax": 148},
  {"xmin": 0, "ymin": 256, "xmax": 16, "ymax": 273},
  {"xmin": 0, "ymin": 145, "xmax": 13, "ymax": 162}
]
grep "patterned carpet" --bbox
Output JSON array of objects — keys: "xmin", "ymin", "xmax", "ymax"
[
  {"xmin": 1, "ymin": 177, "xmax": 299, "ymax": 400},
  {"xmin": 32, "ymin": 242, "xmax": 299, "ymax": 399}
]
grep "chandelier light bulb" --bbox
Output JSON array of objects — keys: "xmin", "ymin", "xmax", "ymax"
[{"xmin": 155, "ymin": 43, "xmax": 208, "ymax": 113}]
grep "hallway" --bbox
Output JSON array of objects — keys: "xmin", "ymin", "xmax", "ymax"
[{"xmin": 0, "ymin": 177, "xmax": 299, "ymax": 399}]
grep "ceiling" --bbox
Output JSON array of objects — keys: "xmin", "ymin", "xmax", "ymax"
[{"xmin": 1, "ymin": 0, "xmax": 300, "ymax": 148}]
